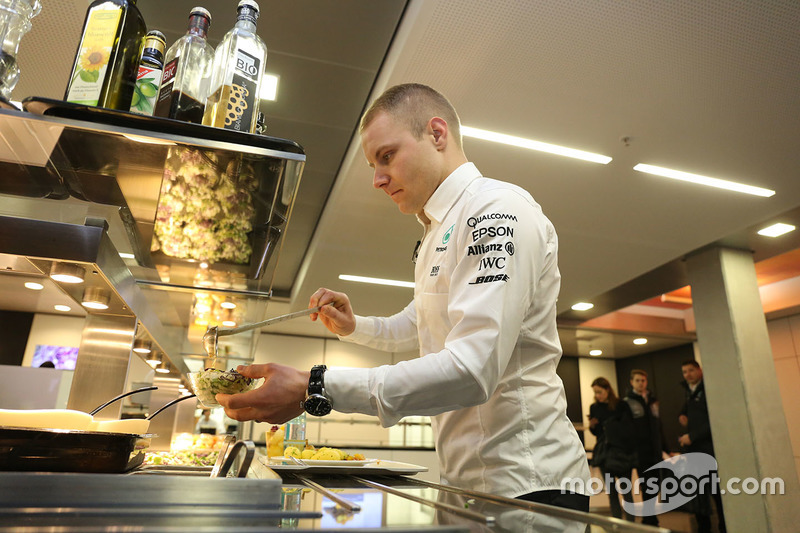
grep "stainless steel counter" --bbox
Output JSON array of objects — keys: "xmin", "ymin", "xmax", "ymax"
[{"xmin": 0, "ymin": 469, "xmax": 671, "ymax": 533}]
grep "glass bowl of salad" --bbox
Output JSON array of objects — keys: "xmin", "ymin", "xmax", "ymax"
[{"xmin": 187, "ymin": 368, "xmax": 260, "ymax": 408}]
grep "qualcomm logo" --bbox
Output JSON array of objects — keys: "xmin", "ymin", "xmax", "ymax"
[
  {"xmin": 622, "ymin": 453, "xmax": 719, "ymax": 517},
  {"xmin": 442, "ymin": 224, "xmax": 454, "ymax": 244}
]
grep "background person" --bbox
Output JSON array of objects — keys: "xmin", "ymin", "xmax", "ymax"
[
  {"xmin": 623, "ymin": 369, "xmax": 670, "ymax": 526},
  {"xmin": 679, "ymin": 359, "xmax": 726, "ymax": 533},
  {"xmin": 217, "ymin": 83, "xmax": 591, "ymax": 511},
  {"xmin": 194, "ymin": 408, "xmax": 222, "ymax": 435},
  {"xmin": 589, "ymin": 377, "xmax": 636, "ymax": 521}
]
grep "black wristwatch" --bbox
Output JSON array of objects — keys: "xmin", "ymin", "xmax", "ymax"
[{"xmin": 302, "ymin": 365, "xmax": 332, "ymax": 416}]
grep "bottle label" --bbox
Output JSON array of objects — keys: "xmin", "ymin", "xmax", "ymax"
[
  {"xmin": 66, "ymin": 7, "xmax": 122, "ymax": 106},
  {"xmin": 218, "ymin": 48, "xmax": 260, "ymax": 131},
  {"xmin": 130, "ymin": 64, "xmax": 164, "ymax": 115},
  {"xmin": 153, "ymin": 57, "xmax": 178, "ymax": 117}
]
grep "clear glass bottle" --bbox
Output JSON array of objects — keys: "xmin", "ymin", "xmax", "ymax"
[
  {"xmin": 153, "ymin": 6, "xmax": 214, "ymax": 123},
  {"xmin": 0, "ymin": 0, "xmax": 42, "ymax": 101},
  {"xmin": 129, "ymin": 30, "xmax": 165, "ymax": 115},
  {"xmin": 283, "ymin": 413, "xmax": 306, "ymax": 453},
  {"xmin": 202, "ymin": 0, "xmax": 267, "ymax": 133},
  {"xmin": 65, "ymin": 0, "xmax": 146, "ymax": 110}
]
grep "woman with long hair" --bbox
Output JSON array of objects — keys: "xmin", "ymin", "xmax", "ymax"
[{"xmin": 589, "ymin": 377, "xmax": 636, "ymax": 521}]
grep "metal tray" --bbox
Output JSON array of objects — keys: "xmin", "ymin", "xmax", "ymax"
[{"xmin": 0, "ymin": 426, "xmax": 148, "ymax": 473}]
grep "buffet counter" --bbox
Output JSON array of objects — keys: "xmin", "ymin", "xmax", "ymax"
[{"xmin": 0, "ymin": 458, "xmax": 670, "ymax": 533}]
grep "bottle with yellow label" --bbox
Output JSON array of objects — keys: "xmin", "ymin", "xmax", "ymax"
[
  {"xmin": 65, "ymin": 0, "xmax": 146, "ymax": 110},
  {"xmin": 202, "ymin": 0, "xmax": 267, "ymax": 133}
]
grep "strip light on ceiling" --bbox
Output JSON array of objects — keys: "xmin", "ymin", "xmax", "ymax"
[
  {"xmin": 339, "ymin": 274, "xmax": 415, "ymax": 289},
  {"xmin": 633, "ymin": 164, "xmax": 775, "ymax": 197},
  {"xmin": 461, "ymin": 126, "xmax": 612, "ymax": 164},
  {"xmin": 757, "ymin": 223, "xmax": 795, "ymax": 237}
]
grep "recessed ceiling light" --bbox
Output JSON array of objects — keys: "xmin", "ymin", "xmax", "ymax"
[
  {"xmin": 462, "ymin": 126, "xmax": 612, "ymax": 164},
  {"xmin": 633, "ymin": 163, "xmax": 775, "ymax": 197},
  {"xmin": 260, "ymin": 73, "xmax": 279, "ymax": 101},
  {"xmin": 757, "ymin": 223, "xmax": 796, "ymax": 238},
  {"xmin": 220, "ymin": 301, "xmax": 237, "ymax": 309},
  {"xmin": 24, "ymin": 282, "xmax": 44, "ymax": 290},
  {"xmin": 633, "ymin": 338, "xmax": 648, "ymax": 345},
  {"xmin": 54, "ymin": 304, "xmax": 71, "ymax": 312},
  {"xmin": 155, "ymin": 366, "xmax": 170, "ymax": 374},
  {"xmin": 222, "ymin": 320, "xmax": 236, "ymax": 327},
  {"xmin": 81, "ymin": 287, "xmax": 110, "ymax": 310},
  {"xmin": 199, "ymin": 262, "xmax": 209, "ymax": 269},
  {"xmin": 339, "ymin": 274, "xmax": 415, "ymax": 288},
  {"xmin": 133, "ymin": 339, "xmax": 152, "ymax": 354},
  {"xmin": 119, "ymin": 252, "xmax": 135, "ymax": 259},
  {"xmin": 589, "ymin": 349, "xmax": 603, "ymax": 356},
  {"xmin": 50, "ymin": 263, "xmax": 85, "ymax": 284},
  {"xmin": 571, "ymin": 302, "xmax": 594, "ymax": 311}
]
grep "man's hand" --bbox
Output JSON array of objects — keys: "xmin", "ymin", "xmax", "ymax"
[
  {"xmin": 309, "ymin": 288, "xmax": 356, "ymax": 336},
  {"xmin": 678, "ymin": 433, "xmax": 692, "ymax": 447},
  {"xmin": 215, "ymin": 363, "xmax": 309, "ymax": 424},
  {"xmin": 678, "ymin": 414, "xmax": 688, "ymax": 427},
  {"xmin": 588, "ymin": 417, "xmax": 599, "ymax": 429}
]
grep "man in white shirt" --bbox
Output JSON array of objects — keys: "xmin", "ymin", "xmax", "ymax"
[{"xmin": 217, "ymin": 83, "xmax": 590, "ymax": 510}]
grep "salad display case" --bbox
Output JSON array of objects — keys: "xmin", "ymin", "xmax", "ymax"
[{"xmin": 0, "ymin": 99, "xmax": 305, "ymax": 436}]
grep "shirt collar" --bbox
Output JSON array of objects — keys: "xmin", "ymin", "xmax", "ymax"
[{"xmin": 417, "ymin": 162, "xmax": 481, "ymax": 226}]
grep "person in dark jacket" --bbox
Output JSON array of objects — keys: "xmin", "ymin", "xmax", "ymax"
[
  {"xmin": 589, "ymin": 377, "xmax": 636, "ymax": 521},
  {"xmin": 679, "ymin": 360, "xmax": 726, "ymax": 533},
  {"xmin": 623, "ymin": 369, "xmax": 669, "ymax": 526}
]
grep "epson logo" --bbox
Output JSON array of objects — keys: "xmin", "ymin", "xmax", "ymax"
[
  {"xmin": 471, "ymin": 226, "xmax": 514, "ymax": 242},
  {"xmin": 467, "ymin": 243, "xmax": 503, "ymax": 256},
  {"xmin": 467, "ymin": 213, "xmax": 518, "ymax": 228}
]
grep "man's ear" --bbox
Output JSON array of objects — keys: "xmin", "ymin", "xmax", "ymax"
[{"xmin": 428, "ymin": 117, "xmax": 448, "ymax": 149}]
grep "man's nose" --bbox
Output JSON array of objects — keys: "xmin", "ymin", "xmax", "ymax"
[{"xmin": 373, "ymin": 170, "xmax": 389, "ymax": 189}]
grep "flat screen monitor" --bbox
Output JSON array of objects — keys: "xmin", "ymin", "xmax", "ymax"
[{"xmin": 32, "ymin": 344, "xmax": 79, "ymax": 370}]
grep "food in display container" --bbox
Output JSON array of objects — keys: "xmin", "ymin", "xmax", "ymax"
[
  {"xmin": 281, "ymin": 444, "xmax": 366, "ymax": 462},
  {"xmin": 151, "ymin": 146, "xmax": 258, "ymax": 265},
  {"xmin": 187, "ymin": 368, "xmax": 259, "ymax": 408}
]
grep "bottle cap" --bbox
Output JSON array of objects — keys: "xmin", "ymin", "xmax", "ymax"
[
  {"xmin": 237, "ymin": 0, "xmax": 260, "ymax": 14},
  {"xmin": 144, "ymin": 30, "xmax": 166, "ymax": 47},
  {"xmin": 190, "ymin": 6, "xmax": 212, "ymax": 24}
]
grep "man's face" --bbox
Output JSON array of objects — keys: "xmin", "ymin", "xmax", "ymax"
[
  {"xmin": 361, "ymin": 111, "xmax": 443, "ymax": 216},
  {"xmin": 682, "ymin": 364, "xmax": 703, "ymax": 385},
  {"xmin": 630, "ymin": 374, "xmax": 647, "ymax": 394}
]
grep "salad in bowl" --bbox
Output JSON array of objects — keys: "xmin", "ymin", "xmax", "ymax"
[{"xmin": 188, "ymin": 368, "xmax": 260, "ymax": 408}]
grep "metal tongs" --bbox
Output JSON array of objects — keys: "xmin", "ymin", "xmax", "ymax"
[{"xmin": 203, "ymin": 303, "xmax": 332, "ymax": 358}]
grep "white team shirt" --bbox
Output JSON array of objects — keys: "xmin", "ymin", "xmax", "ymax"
[{"xmin": 327, "ymin": 162, "xmax": 590, "ymax": 497}]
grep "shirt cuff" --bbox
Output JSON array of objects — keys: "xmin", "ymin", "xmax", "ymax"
[
  {"xmin": 337, "ymin": 315, "xmax": 377, "ymax": 344},
  {"xmin": 325, "ymin": 367, "xmax": 373, "ymax": 415}
]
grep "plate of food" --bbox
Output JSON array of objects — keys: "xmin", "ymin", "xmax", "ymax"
[{"xmin": 262, "ymin": 446, "xmax": 427, "ymax": 476}]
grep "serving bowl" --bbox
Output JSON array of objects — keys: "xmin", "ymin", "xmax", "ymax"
[{"xmin": 187, "ymin": 369, "xmax": 260, "ymax": 408}]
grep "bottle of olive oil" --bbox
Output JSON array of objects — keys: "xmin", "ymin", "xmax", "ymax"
[
  {"xmin": 65, "ymin": 0, "xmax": 147, "ymax": 110},
  {"xmin": 153, "ymin": 7, "xmax": 214, "ymax": 123},
  {"xmin": 202, "ymin": 0, "xmax": 267, "ymax": 133},
  {"xmin": 129, "ymin": 30, "xmax": 165, "ymax": 115}
]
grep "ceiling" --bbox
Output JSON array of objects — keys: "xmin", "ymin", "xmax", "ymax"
[{"xmin": 3, "ymin": 0, "xmax": 800, "ymax": 360}]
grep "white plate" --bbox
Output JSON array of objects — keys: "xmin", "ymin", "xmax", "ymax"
[
  {"xmin": 268, "ymin": 456, "xmax": 376, "ymax": 466},
  {"xmin": 260, "ymin": 456, "xmax": 428, "ymax": 476}
]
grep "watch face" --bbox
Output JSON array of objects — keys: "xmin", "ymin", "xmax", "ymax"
[{"xmin": 304, "ymin": 394, "xmax": 332, "ymax": 416}]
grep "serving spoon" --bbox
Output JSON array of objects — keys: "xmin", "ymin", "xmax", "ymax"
[
  {"xmin": 203, "ymin": 303, "xmax": 332, "ymax": 359},
  {"xmin": 89, "ymin": 386, "xmax": 158, "ymax": 416}
]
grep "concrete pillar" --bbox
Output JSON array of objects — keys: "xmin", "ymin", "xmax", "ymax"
[{"xmin": 686, "ymin": 246, "xmax": 800, "ymax": 532}]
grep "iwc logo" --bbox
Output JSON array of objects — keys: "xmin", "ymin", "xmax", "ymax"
[{"xmin": 442, "ymin": 224, "xmax": 454, "ymax": 244}]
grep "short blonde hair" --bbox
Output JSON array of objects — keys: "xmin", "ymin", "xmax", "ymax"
[{"xmin": 360, "ymin": 83, "xmax": 462, "ymax": 149}]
